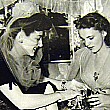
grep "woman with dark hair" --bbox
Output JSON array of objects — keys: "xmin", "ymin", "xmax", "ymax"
[
  {"xmin": 0, "ymin": 13, "xmax": 80, "ymax": 110},
  {"xmin": 1, "ymin": 13, "xmax": 53, "ymax": 93},
  {"xmin": 67, "ymin": 12, "xmax": 110, "ymax": 109}
]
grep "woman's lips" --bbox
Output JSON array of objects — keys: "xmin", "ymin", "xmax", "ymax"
[{"xmin": 87, "ymin": 46, "xmax": 94, "ymax": 50}]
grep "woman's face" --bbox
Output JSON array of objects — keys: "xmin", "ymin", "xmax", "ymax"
[
  {"xmin": 17, "ymin": 30, "xmax": 43, "ymax": 56},
  {"xmin": 79, "ymin": 28, "xmax": 105, "ymax": 53}
]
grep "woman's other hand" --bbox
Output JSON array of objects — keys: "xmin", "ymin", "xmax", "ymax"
[
  {"xmin": 65, "ymin": 79, "xmax": 86, "ymax": 91},
  {"xmin": 58, "ymin": 89, "xmax": 81, "ymax": 102},
  {"xmin": 86, "ymin": 94, "xmax": 110, "ymax": 109}
]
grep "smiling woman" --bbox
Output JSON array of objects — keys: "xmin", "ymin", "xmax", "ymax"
[
  {"xmin": 1, "ymin": 13, "xmax": 52, "ymax": 92},
  {"xmin": 0, "ymin": 12, "xmax": 80, "ymax": 110},
  {"xmin": 13, "ymin": 30, "xmax": 43, "ymax": 57}
]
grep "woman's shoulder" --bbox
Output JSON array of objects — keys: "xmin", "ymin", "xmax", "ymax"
[
  {"xmin": 0, "ymin": 51, "xmax": 15, "ymax": 86},
  {"xmin": 75, "ymin": 47, "xmax": 91, "ymax": 59},
  {"xmin": 75, "ymin": 47, "xmax": 91, "ymax": 54}
]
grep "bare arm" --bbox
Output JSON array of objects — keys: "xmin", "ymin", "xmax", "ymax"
[
  {"xmin": 0, "ymin": 83, "xmax": 61, "ymax": 109},
  {"xmin": 43, "ymin": 77, "xmax": 86, "ymax": 91},
  {"xmin": 0, "ymin": 83, "xmax": 80, "ymax": 109}
]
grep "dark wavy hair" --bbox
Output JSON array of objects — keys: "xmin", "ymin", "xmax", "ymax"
[
  {"xmin": 10, "ymin": 13, "xmax": 52, "ymax": 39},
  {"xmin": 74, "ymin": 12, "xmax": 110, "ymax": 46},
  {"xmin": 2, "ymin": 13, "xmax": 52, "ymax": 51}
]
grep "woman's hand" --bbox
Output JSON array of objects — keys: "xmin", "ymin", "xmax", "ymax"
[
  {"xmin": 86, "ymin": 94, "xmax": 110, "ymax": 109},
  {"xmin": 65, "ymin": 79, "xmax": 86, "ymax": 91},
  {"xmin": 57, "ymin": 90, "xmax": 81, "ymax": 102}
]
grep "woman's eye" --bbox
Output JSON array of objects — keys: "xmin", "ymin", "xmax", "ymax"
[{"xmin": 89, "ymin": 36, "xmax": 94, "ymax": 40}]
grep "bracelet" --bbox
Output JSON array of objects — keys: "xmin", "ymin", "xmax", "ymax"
[{"xmin": 61, "ymin": 80, "xmax": 67, "ymax": 91}]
